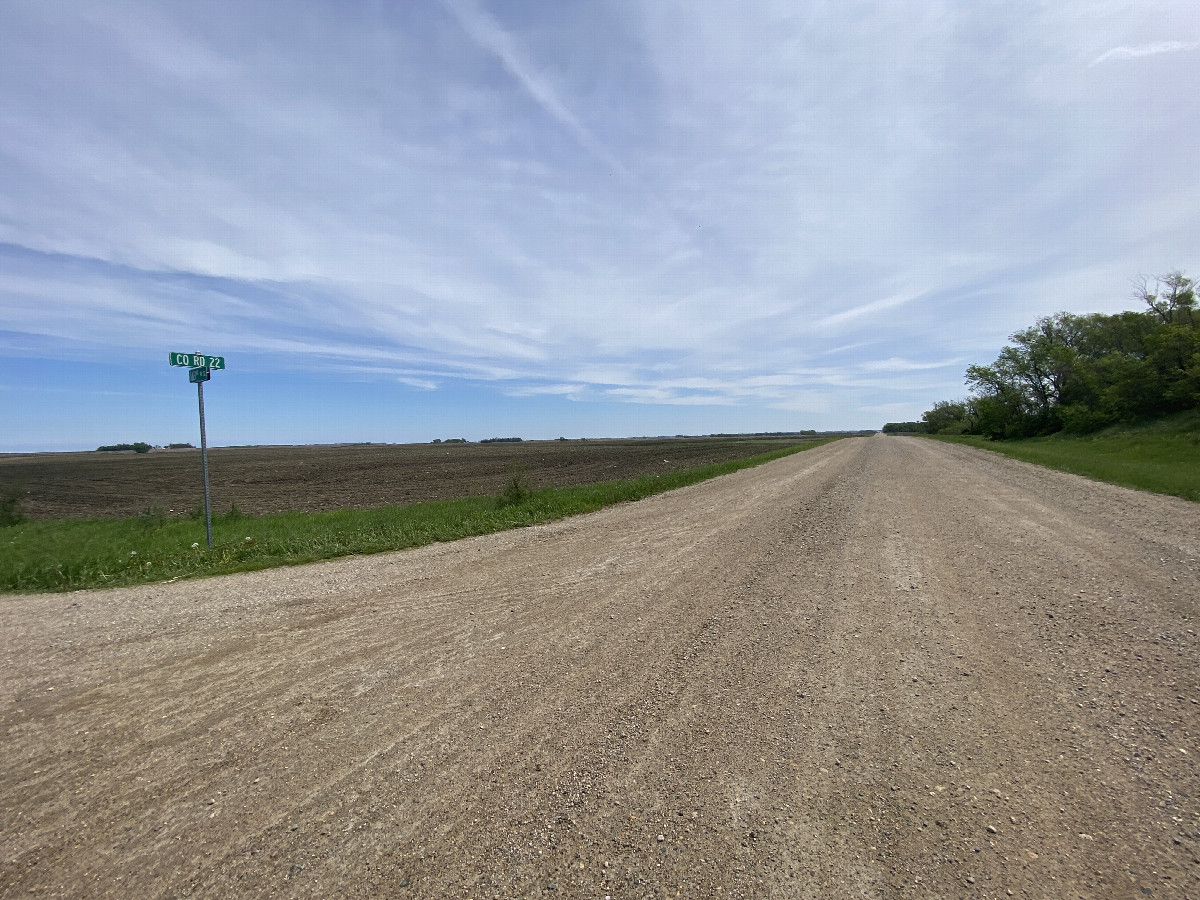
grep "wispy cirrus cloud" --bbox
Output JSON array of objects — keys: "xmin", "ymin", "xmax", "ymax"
[
  {"xmin": 814, "ymin": 291, "xmax": 928, "ymax": 331},
  {"xmin": 1089, "ymin": 39, "xmax": 1200, "ymax": 67},
  {"xmin": 439, "ymin": 0, "xmax": 630, "ymax": 178}
]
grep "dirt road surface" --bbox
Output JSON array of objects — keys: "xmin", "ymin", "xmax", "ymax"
[{"xmin": 2, "ymin": 435, "xmax": 1198, "ymax": 899}]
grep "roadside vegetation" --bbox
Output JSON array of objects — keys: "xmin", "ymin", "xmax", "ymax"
[
  {"xmin": 886, "ymin": 270, "xmax": 1198, "ymax": 439},
  {"xmin": 881, "ymin": 269, "xmax": 1198, "ymax": 498},
  {"xmin": 927, "ymin": 409, "xmax": 1200, "ymax": 501},
  {"xmin": 904, "ymin": 271, "xmax": 1198, "ymax": 439},
  {"xmin": 0, "ymin": 438, "xmax": 840, "ymax": 594}
]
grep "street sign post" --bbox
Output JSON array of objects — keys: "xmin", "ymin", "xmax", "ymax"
[
  {"xmin": 171, "ymin": 352, "xmax": 224, "ymax": 547},
  {"xmin": 170, "ymin": 352, "xmax": 225, "ymax": 369}
]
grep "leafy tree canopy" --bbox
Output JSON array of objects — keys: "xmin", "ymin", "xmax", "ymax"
[{"xmin": 915, "ymin": 271, "xmax": 1199, "ymax": 439}]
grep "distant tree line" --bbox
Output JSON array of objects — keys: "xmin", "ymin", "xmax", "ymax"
[
  {"xmin": 709, "ymin": 430, "xmax": 819, "ymax": 437},
  {"xmin": 480, "ymin": 437, "xmax": 524, "ymax": 443},
  {"xmin": 97, "ymin": 442, "xmax": 152, "ymax": 453},
  {"xmin": 911, "ymin": 270, "xmax": 1199, "ymax": 439},
  {"xmin": 95, "ymin": 442, "xmax": 195, "ymax": 452}
]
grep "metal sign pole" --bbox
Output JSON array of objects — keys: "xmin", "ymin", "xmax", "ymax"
[
  {"xmin": 171, "ymin": 350, "xmax": 222, "ymax": 548},
  {"xmin": 197, "ymin": 375, "xmax": 213, "ymax": 548}
]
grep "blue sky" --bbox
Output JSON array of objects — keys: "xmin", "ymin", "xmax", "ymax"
[{"xmin": 2, "ymin": 1, "xmax": 1198, "ymax": 451}]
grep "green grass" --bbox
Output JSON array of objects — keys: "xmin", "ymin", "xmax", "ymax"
[
  {"xmin": 926, "ymin": 409, "xmax": 1200, "ymax": 501},
  {"xmin": 0, "ymin": 438, "xmax": 841, "ymax": 594}
]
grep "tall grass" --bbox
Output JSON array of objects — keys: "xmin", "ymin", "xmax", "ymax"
[
  {"xmin": 927, "ymin": 409, "xmax": 1200, "ymax": 501},
  {"xmin": 1, "ymin": 438, "xmax": 841, "ymax": 594}
]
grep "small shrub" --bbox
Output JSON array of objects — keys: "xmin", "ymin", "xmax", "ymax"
[
  {"xmin": 937, "ymin": 421, "xmax": 971, "ymax": 435},
  {"xmin": 138, "ymin": 506, "xmax": 167, "ymax": 530},
  {"xmin": 224, "ymin": 501, "xmax": 246, "ymax": 521},
  {"xmin": 0, "ymin": 486, "xmax": 26, "ymax": 528},
  {"xmin": 498, "ymin": 473, "xmax": 528, "ymax": 508}
]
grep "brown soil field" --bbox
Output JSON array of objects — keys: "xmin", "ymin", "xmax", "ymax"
[
  {"xmin": 2, "ymin": 435, "xmax": 1198, "ymax": 899},
  {"xmin": 0, "ymin": 435, "xmax": 820, "ymax": 520}
]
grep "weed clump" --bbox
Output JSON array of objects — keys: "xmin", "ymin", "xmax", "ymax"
[
  {"xmin": 0, "ymin": 486, "xmax": 27, "ymax": 528},
  {"xmin": 138, "ymin": 506, "xmax": 167, "ymax": 531},
  {"xmin": 497, "ymin": 471, "xmax": 530, "ymax": 508}
]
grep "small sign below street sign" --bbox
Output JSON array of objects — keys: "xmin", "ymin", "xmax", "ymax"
[
  {"xmin": 170, "ymin": 352, "xmax": 225, "ymax": 369},
  {"xmin": 188, "ymin": 366, "xmax": 211, "ymax": 384}
]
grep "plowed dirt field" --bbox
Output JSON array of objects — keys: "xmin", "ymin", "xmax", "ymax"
[
  {"xmin": 0, "ymin": 436, "xmax": 817, "ymax": 520},
  {"xmin": 2, "ymin": 435, "xmax": 1198, "ymax": 899}
]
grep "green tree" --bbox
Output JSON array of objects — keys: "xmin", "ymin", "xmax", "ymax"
[
  {"xmin": 1136, "ymin": 270, "xmax": 1197, "ymax": 326},
  {"xmin": 964, "ymin": 313, "xmax": 1084, "ymax": 437},
  {"xmin": 921, "ymin": 399, "xmax": 976, "ymax": 434}
]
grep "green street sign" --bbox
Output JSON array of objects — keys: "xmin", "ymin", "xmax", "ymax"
[
  {"xmin": 188, "ymin": 366, "xmax": 211, "ymax": 384},
  {"xmin": 170, "ymin": 352, "xmax": 225, "ymax": 369}
]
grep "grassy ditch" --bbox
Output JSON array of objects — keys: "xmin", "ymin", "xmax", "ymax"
[
  {"xmin": 926, "ymin": 410, "xmax": 1200, "ymax": 501},
  {"xmin": 1, "ymin": 438, "xmax": 840, "ymax": 594}
]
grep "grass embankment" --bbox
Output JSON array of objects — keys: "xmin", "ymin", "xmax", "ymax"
[
  {"xmin": 1, "ymin": 438, "xmax": 840, "ymax": 594},
  {"xmin": 927, "ymin": 409, "xmax": 1200, "ymax": 501}
]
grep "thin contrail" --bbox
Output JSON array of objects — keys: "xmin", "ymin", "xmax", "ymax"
[
  {"xmin": 1089, "ymin": 39, "xmax": 1200, "ymax": 67},
  {"xmin": 440, "ymin": 0, "xmax": 631, "ymax": 178}
]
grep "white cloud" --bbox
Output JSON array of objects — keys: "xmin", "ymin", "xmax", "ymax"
[
  {"xmin": 814, "ymin": 291, "xmax": 929, "ymax": 331},
  {"xmin": 1089, "ymin": 40, "xmax": 1200, "ymax": 67},
  {"xmin": 859, "ymin": 357, "xmax": 964, "ymax": 373}
]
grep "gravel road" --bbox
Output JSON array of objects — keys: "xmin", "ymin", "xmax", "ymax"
[{"xmin": 2, "ymin": 435, "xmax": 1198, "ymax": 899}]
